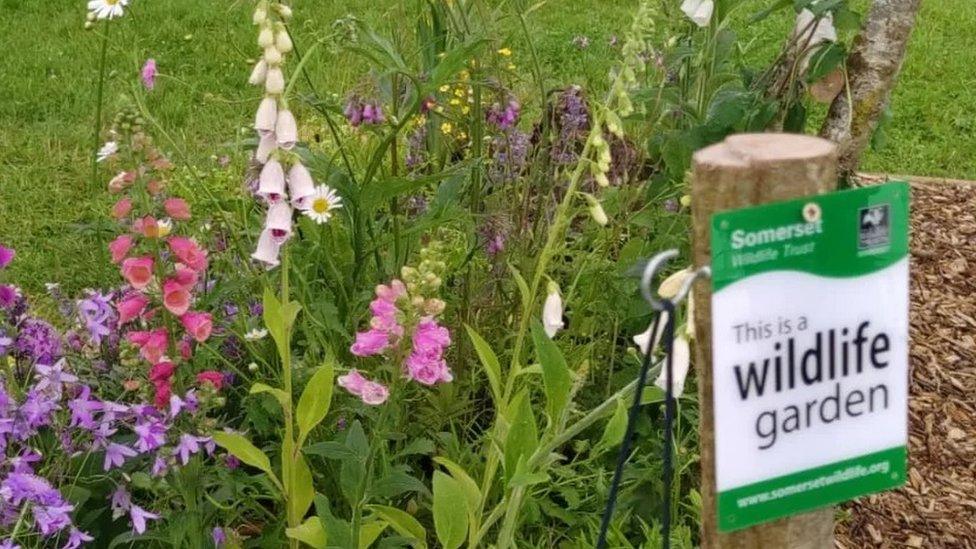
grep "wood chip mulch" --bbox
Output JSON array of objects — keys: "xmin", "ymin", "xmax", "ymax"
[{"xmin": 835, "ymin": 178, "xmax": 976, "ymax": 549}]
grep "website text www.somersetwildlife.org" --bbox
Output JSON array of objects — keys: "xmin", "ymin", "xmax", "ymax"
[{"xmin": 735, "ymin": 460, "xmax": 891, "ymax": 509}]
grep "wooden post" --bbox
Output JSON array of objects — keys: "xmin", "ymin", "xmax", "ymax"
[{"xmin": 691, "ymin": 134, "xmax": 838, "ymax": 548}]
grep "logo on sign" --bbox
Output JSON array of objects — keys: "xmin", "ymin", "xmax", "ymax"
[{"xmin": 858, "ymin": 205, "xmax": 890, "ymax": 249}]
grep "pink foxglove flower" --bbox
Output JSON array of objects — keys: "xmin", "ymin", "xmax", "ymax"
[
  {"xmin": 360, "ymin": 381, "xmax": 390, "ymax": 405},
  {"xmin": 141, "ymin": 58, "xmax": 157, "ymax": 90},
  {"xmin": 287, "ymin": 162, "xmax": 315, "ymax": 207},
  {"xmin": 337, "ymin": 369, "xmax": 368, "ymax": 395},
  {"xmin": 120, "ymin": 256, "xmax": 154, "ymax": 289},
  {"xmin": 181, "ymin": 312, "xmax": 213, "ymax": 342},
  {"xmin": 251, "ymin": 229, "xmax": 281, "ymax": 268},
  {"xmin": 256, "ymin": 132, "xmax": 276, "ymax": 164},
  {"xmin": 405, "ymin": 351, "xmax": 453, "ymax": 386},
  {"xmin": 196, "ymin": 371, "xmax": 224, "ymax": 390},
  {"xmin": 128, "ymin": 329, "xmax": 169, "ymax": 364},
  {"xmin": 109, "ymin": 235, "xmax": 135, "ymax": 264},
  {"xmin": 248, "ymin": 59, "xmax": 268, "ymax": 86},
  {"xmin": 162, "ymin": 279, "xmax": 191, "ymax": 316},
  {"xmin": 258, "ymin": 159, "xmax": 286, "ymax": 203},
  {"xmin": 117, "ymin": 294, "xmax": 149, "ymax": 324},
  {"xmin": 265, "ymin": 67, "xmax": 285, "ymax": 94},
  {"xmin": 254, "ymin": 97, "xmax": 278, "ymax": 134},
  {"xmin": 163, "ymin": 198, "xmax": 191, "ymax": 220},
  {"xmin": 172, "ymin": 267, "xmax": 199, "ymax": 289},
  {"xmin": 168, "ymin": 237, "xmax": 208, "ymax": 272},
  {"xmin": 265, "ymin": 202, "xmax": 293, "ymax": 243},
  {"xmin": 350, "ymin": 329, "xmax": 390, "ymax": 357},
  {"xmin": 275, "ymin": 109, "xmax": 297, "ymax": 149},
  {"xmin": 112, "ymin": 197, "xmax": 133, "ymax": 219}
]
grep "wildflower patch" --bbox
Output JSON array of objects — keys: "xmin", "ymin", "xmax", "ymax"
[{"xmin": 709, "ymin": 182, "xmax": 909, "ymax": 532}]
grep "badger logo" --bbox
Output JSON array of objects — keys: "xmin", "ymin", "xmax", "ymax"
[{"xmin": 858, "ymin": 204, "xmax": 890, "ymax": 249}]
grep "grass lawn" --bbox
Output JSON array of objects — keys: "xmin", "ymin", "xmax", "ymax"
[{"xmin": 0, "ymin": 0, "xmax": 972, "ymax": 296}]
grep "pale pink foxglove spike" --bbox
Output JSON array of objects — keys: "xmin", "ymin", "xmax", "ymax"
[
  {"xmin": 265, "ymin": 67, "xmax": 285, "ymax": 95},
  {"xmin": 248, "ymin": 60, "xmax": 268, "ymax": 86},
  {"xmin": 287, "ymin": 162, "xmax": 315, "ymax": 207},
  {"xmin": 654, "ymin": 335, "xmax": 691, "ymax": 397},
  {"xmin": 254, "ymin": 97, "xmax": 278, "ymax": 134},
  {"xmin": 251, "ymin": 229, "xmax": 281, "ymax": 268},
  {"xmin": 255, "ymin": 132, "xmax": 276, "ymax": 164},
  {"xmin": 275, "ymin": 109, "xmax": 297, "ymax": 149},
  {"xmin": 258, "ymin": 159, "xmax": 286, "ymax": 203},
  {"xmin": 265, "ymin": 202, "xmax": 293, "ymax": 243}
]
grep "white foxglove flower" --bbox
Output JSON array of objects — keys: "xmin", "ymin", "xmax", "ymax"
[
  {"xmin": 275, "ymin": 109, "xmax": 298, "ymax": 149},
  {"xmin": 88, "ymin": 0, "xmax": 128, "ymax": 20},
  {"xmin": 244, "ymin": 328, "xmax": 268, "ymax": 341},
  {"xmin": 252, "ymin": 229, "xmax": 281, "ymax": 268},
  {"xmin": 97, "ymin": 141, "xmax": 118, "ymax": 162},
  {"xmin": 255, "ymin": 132, "xmax": 276, "ymax": 164},
  {"xmin": 265, "ymin": 67, "xmax": 285, "ymax": 95},
  {"xmin": 252, "ymin": 5, "xmax": 268, "ymax": 25},
  {"xmin": 654, "ymin": 335, "xmax": 691, "ymax": 397},
  {"xmin": 795, "ymin": 9, "xmax": 837, "ymax": 45},
  {"xmin": 301, "ymin": 185, "xmax": 342, "ymax": 224},
  {"xmin": 680, "ymin": 0, "xmax": 714, "ymax": 28},
  {"xmin": 633, "ymin": 309, "xmax": 670, "ymax": 355},
  {"xmin": 287, "ymin": 163, "xmax": 316, "ymax": 207},
  {"xmin": 254, "ymin": 97, "xmax": 278, "ymax": 134},
  {"xmin": 248, "ymin": 60, "xmax": 268, "ymax": 86},
  {"xmin": 275, "ymin": 4, "xmax": 292, "ymax": 20},
  {"xmin": 257, "ymin": 26, "xmax": 274, "ymax": 48},
  {"xmin": 542, "ymin": 282, "xmax": 565, "ymax": 338},
  {"xmin": 258, "ymin": 159, "xmax": 286, "ymax": 203},
  {"xmin": 685, "ymin": 292, "xmax": 696, "ymax": 339},
  {"xmin": 265, "ymin": 202, "xmax": 293, "ymax": 243},
  {"xmin": 583, "ymin": 193, "xmax": 608, "ymax": 226},
  {"xmin": 275, "ymin": 28, "xmax": 293, "ymax": 53},
  {"xmin": 658, "ymin": 267, "xmax": 692, "ymax": 300},
  {"xmin": 264, "ymin": 46, "xmax": 282, "ymax": 66}
]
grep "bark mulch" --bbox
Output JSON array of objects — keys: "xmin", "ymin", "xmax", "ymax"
[{"xmin": 835, "ymin": 177, "xmax": 976, "ymax": 548}]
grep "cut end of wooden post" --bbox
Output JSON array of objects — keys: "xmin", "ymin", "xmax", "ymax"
[{"xmin": 694, "ymin": 133, "xmax": 837, "ymax": 169}]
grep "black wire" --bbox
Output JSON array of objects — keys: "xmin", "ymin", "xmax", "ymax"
[{"xmin": 597, "ymin": 300, "xmax": 678, "ymax": 548}]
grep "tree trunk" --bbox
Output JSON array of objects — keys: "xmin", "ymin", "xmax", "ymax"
[{"xmin": 819, "ymin": 0, "xmax": 922, "ymax": 176}]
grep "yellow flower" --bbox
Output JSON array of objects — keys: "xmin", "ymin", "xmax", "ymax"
[
  {"xmin": 461, "ymin": 106, "xmax": 470, "ymax": 114},
  {"xmin": 497, "ymin": 47, "xmax": 512, "ymax": 57},
  {"xmin": 453, "ymin": 87, "xmax": 465, "ymax": 98},
  {"xmin": 440, "ymin": 122, "xmax": 453, "ymax": 135},
  {"xmin": 507, "ymin": 63, "xmax": 516, "ymax": 71},
  {"xmin": 459, "ymin": 70, "xmax": 470, "ymax": 80},
  {"xmin": 439, "ymin": 84, "xmax": 450, "ymax": 93},
  {"xmin": 457, "ymin": 131, "xmax": 467, "ymax": 140},
  {"xmin": 449, "ymin": 98, "xmax": 461, "ymax": 106}
]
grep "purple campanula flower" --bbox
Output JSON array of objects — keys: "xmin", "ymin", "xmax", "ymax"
[
  {"xmin": 133, "ymin": 419, "xmax": 167, "ymax": 452},
  {"xmin": 173, "ymin": 433, "xmax": 204, "ymax": 465},
  {"xmin": 110, "ymin": 485, "xmax": 132, "ymax": 519},
  {"xmin": 77, "ymin": 290, "xmax": 117, "ymax": 345},
  {"xmin": 68, "ymin": 386, "xmax": 102, "ymax": 430},
  {"xmin": 103, "ymin": 442, "xmax": 138, "ymax": 470},
  {"xmin": 33, "ymin": 501, "xmax": 74, "ymax": 535},
  {"xmin": 213, "ymin": 527, "xmax": 227, "ymax": 547},
  {"xmin": 152, "ymin": 454, "xmax": 168, "ymax": 477},
  {"xmin": 225, "ymin": 454, "xmax": 240, "ymax": 469},
  {"xmin": 129, "ymin": 505, "xmax": 160, "ymax": 534},
  {"xmin": 33, "ymin": 360, "xmax": 78, "ymax": 396},
  {"xmin": 0, "ymin": 330, "xmax": 12, "ymax": 356},
  {"xmin": 19, "ymin": 390, "xmax": 59, "ymax": 433},
  {"xmin": 13, "ymin": 318, "xmax": 62, "ymax": 365},
  {"xmin": 64, "ymin": 527, "xmax": 95, "ymax": 549},
  {"xmin": 10, "ymin": 449, "xmax": 42, "ymax": 474}
]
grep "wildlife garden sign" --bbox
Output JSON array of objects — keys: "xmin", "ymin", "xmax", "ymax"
[{"xmin": 709, "ymin": 181, "xmax": 909, "ymax": 532}]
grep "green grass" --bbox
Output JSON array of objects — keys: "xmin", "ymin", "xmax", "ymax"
[{"xmin": 0, "ymin": 0, "xmax": 972, "ymax": 296}]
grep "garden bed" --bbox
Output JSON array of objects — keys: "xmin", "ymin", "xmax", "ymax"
[{"xmin": 836, "ymin": 177, "xmax": 976, "ymax": 548}]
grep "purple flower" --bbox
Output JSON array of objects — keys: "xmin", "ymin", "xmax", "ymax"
[
  {"xmin": 212, "ymin": 526, "xmax": 227, "ymax": 547},
  {"xmin": 152, "ymin": 454, "xmax": 169, "ymax": 477},
  {"xmin": 13, "ymin": 318, "xmax": 62, "ymax": 365},
  {"xmin": 64, "ymin": 527, "xmax": 95, "ymax": 549},
  {"xmin": 129, "ymin": 505, "xmax": 160, "ymax": 534},
  {"xmin": 141, "ymin": 58, "xmax": 157, "ymax": 90},
  {"xmin": 77, "ymin": 290, "xmax": 117, "ymax": 345},
  {"xmin": 10, "ymin": 449, "xmax": 42, "ymax": 474},
  {"xmin": 487, "ymin": 99, "xmax": 521, "ymax": 129},
  {"xmin": 0, "ymin": 284, "xmax": 21, "ymax": 310},
  {"xmin": 33, "ymin": 502, "xmax": 74, "ymax": 535},
  {"xmin": 133, "ymin": 419, "xmax": 167, "ymax": 452},
  {"xmin": 225, "ymin": 454, "xmax": 240, "ymax": 469},
  {"xmin": 110, "ymin": 485, "xmax": 132, "ymax": 519},
  {"xmin": 33, "ymin": 360, "xmax": 79, "ymax": 396},
  {"xmin": 103, "ymin": 442, "xmax": 138, "ymax": 470},
  {"xmin": 0, "ymin": 330, "xmax": 12, "ymax": 356},
  {"xmin": 19, "ymin": 390, "xmax": 59, "ymax": 432},
  {"xmin": 0, "ymin": 541, "xmax": 18, "ymax": 549},
  {"xmin": 0, "ymin": 244, "xmax": 13, "ymax": 269},
  {"xmin": 173, "ymin": 433, "xmax": 205, "ymax": 465}
]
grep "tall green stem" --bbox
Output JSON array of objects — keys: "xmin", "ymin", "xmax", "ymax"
[
  {"xmin": 91, "ymin": 22, "xmax": 112, "ymax": 188},
  {"xmin": 280, "ymin": 248, "xmax": 299, "ymax": 549}
]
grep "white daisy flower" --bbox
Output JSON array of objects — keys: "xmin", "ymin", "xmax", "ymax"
[
  {"xmin": 301, "ymin": 185, "xmax": 343, "ymax": 224},
  {"xmin": 87, "ymin": 0, "xmax": 129, "ymax": 20},
  {"xmin": 244, "ymin": 328, "xmax": 268, "ymax": 341},
  {"xmin": 96, "ymin": 141, "xmax": 118, "ymax": 162}
]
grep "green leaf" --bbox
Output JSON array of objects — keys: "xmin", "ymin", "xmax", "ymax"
[
  {"xmin": 508, "ymin": 457, "xmax": 550, "ymax": 488},
  {"xmin": 285, "ymin": 516, "xmax": 328, "ymax": 549},
  {"xmin": 597, "ymin": 397, "xmax": 628, "ymax": 450},
  {"xmin": 507, "ymin": 264, "xmax": 531, "ymax": 313},
  {"xmin": 304, "ymin": 441, "xmax": 359, "ymax": 460},
  {"xmin": 432, "ymin": 457, "xmax": 481, "ymax": 513},
  {"xmin": 367, "ymin": 505, "xmax": 427, "ymax": 547},
  {"xmin": 503, "ymin": 391, "xmax": 538, "ymax": 483},
  {"xmin": 806, "ymin": 43, "xmax": 846, "ymax": 83},
  {"xmin": 263, "ymin": 287, "xmax": 302, "ymax": 361},
  {"xmin": 358, "ymin": 519, "xmax": 388, "ymax": 549},
  {"xmin": 212, "ymin": 432, "xmax": 280, "ymax": 488},
  {"xmin": 748, "ymin": 0, "xmax": 791, "ymax": 24},
  {"xmin": 250, "ymin": 382, "xmax": 289, "ymax": 411},
  {"xmin": 369, "ymin": 471, "xmax": 429, "ymax": 499},
  {"xmin": 296, "ymin": 360, "xmax": 336, "ymax": 446},
  {"xmin": 432, "ymin": 471, "xmax": 468, "ymax": 549},
  {"xmin": 293, "ymin": 453, "xmax": 315, "ymax": 520},
  {"xmin": 530, "ymin": 321, "xmax": 573, "ymax": 422},
  {"xmin": 464, "ymin": 325, "xmax": 503, "ymax": 407}
]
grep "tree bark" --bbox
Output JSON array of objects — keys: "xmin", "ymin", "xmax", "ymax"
[{"xmin": 819, "ymin": 0, "xmax": 922, "ymax": 176}]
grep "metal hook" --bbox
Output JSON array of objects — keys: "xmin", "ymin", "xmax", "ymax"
[{"xmin": 640, "ymin": 249, "xmax": 711, "ymax": 311}]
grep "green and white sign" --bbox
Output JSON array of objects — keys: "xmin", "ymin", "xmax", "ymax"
[{"xmin": 710, "ymin": 182, "xmax": 909, "ymax": 532}]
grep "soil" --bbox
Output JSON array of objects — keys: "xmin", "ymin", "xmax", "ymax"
[{"xmin": 835, "ymin": 176, "xmax": 976, "ymax": 549}]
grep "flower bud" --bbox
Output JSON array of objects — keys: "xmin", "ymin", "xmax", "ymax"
[
  {"xmin": 248, "ymin": 362, "xmax": 259, "ymax": 372},
  {"xmin": 265, "ymin": 67, "xmax": 284, "ymax": 95},
  {"xmin": 275, "ymin": 4, "xmax": 292, "ymax": 19},
  {"xmin": 583, "ymin": 193, "xmax": 608, "ymax": 226},
  {"xmin": 254, "ymin": 96, "xmax": 278, "ymax": 134},
  {"xmin": 275, "ymin": 109, "xmax": 297, "ymax": 149},
  {"xmin": 274, "ymin": 25, "xmax": 293, "ymax": 53},
  {"xmin": 258, "ymin": 26, "xmax": 274, "ymax": 48},
  {"xmin": 252, "ymin": 4, "xmax": 267, "ymax": 25},
  {"xmin": 248, "ymin": 59, "xmax": 268, "ymax": 86},
  {"xmin": 264, "ymin": 46, "xmax": 282, "ymax": 65}
]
